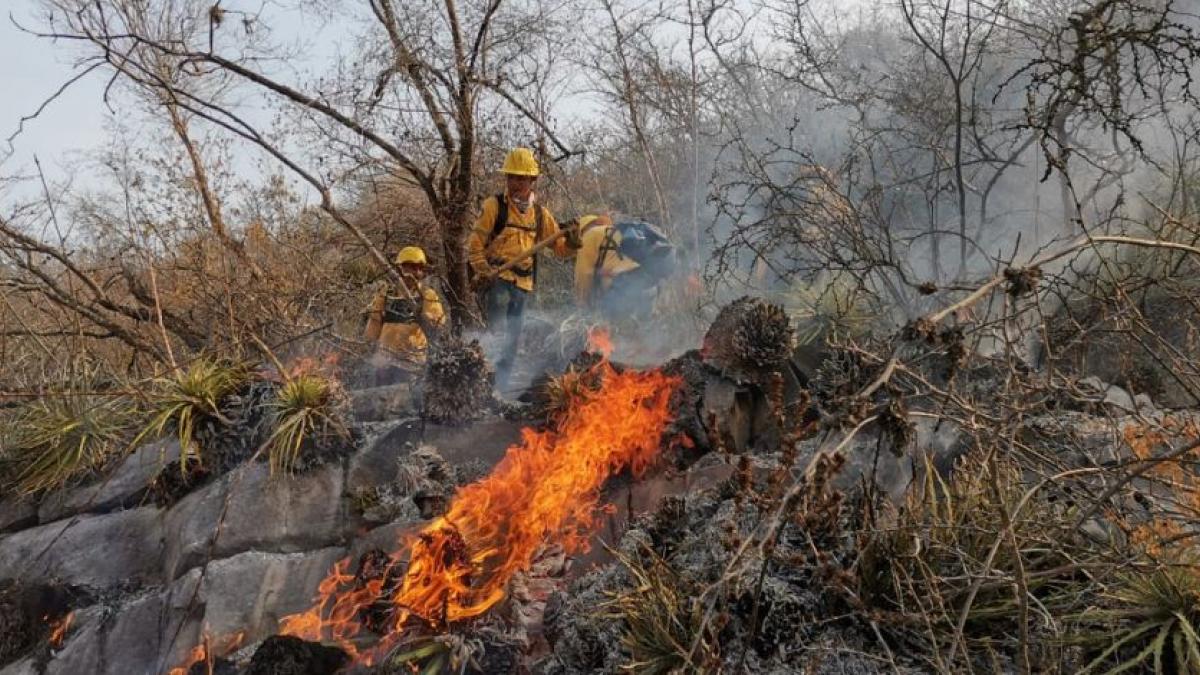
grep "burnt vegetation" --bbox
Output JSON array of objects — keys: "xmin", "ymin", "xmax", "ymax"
[{"xmin": 8, "ymin": 0, "xmax": 1200, "ymax": 673}]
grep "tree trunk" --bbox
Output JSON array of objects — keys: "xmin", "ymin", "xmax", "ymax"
[{"xmin": 440, "ymin": 204, "xmax": 473, "ymax": 325}]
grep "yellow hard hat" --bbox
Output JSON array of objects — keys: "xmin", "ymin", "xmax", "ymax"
[
  {"xmin": 395, "ymin": 246, "xmax": 427, "ymax": 265},
  {"xmin": 578, "ymin": 214, "xmax": 612, "ymax": 229},
  {"xmin": 499, "ymin": 147, "xmax": 540, "ymax": 177}
]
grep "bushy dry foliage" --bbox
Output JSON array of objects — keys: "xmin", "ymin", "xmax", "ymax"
[
  {"xmin": 422, "ymin": 336, "xmax": 493, "ymax": 425},
  {"xmin": 702, "ymin": 297, "xmax": 796, "ymax": 380},
  {"xmin": 12, "ymin": 0, "xmax": 1200, "ymax": 671}
]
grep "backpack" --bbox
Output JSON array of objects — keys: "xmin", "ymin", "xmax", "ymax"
[
  {"xmin": 485, "ymin": 193, "xmax": 546, "ymax": 282},
  {"xmin": 598, "ymin": 220, "xmax": 676, "ymax": 277}
]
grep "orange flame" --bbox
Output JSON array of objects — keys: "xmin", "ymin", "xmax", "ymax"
[
  {"xmin": 288, "ymin": 352, "xmax": 341, "ymax": 379},
  {"xmin": 587, "ymin": 326, "xmax": 614, "ymax": 358},
  {"xmin": 167, "ymin": 631, "xmax": 245, "ymax": 675},
  {"xmin": 48, "ymin": 611, "xmax": 74, "ymax": 648},
  {"xmin": 280, "ymin": 356, "xmax": 680, "ymax": 664},
  {"xmin": 259, "ymin": 351, "xmax": 343, "ymax": 383}
]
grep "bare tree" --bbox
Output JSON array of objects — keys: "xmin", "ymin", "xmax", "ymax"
[{"xmin": 28, "ymin": 0, "xmax": 581, "ymax": 316}]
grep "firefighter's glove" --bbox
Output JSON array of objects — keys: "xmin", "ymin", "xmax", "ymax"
[
  {"xmin": 563, "ymin": 219, "xmax": 583, "ymax": 250},
  {"xmin": 382, "ymin": 296, "xmax": 419, "ymax": 324}
]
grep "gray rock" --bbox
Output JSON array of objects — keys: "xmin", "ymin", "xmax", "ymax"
[
  {"xmin": 347, "ymin": 419, "xmax": 422, "ymax": 492},
  {"xmin": 702, "ymin": 379, "xmax": 755, "ymax": 453},
  {"xmin": 195, "ymin": 546, "xmax": 346, "ymax": 644},
  {"xmin": 0, "ymin": 657, "xmax": 38, "ymax": 675},
  {"xmin": 38, "ymin": 439, "xmax": 180, "ymax": 523},
  {"xmin": 350, "ymin": 383, "xmax": 417, "ymax": 422},
  {"xmin": 804, "ymin": 428, "xmax": 914, "ymax": 502},
  {"xmin": 159, "ymin": 472, "xmax": 229, "ymax": 583},
  {"xmin": 47, "ymin": 578, "xmax": 200, "ymax": 675},
  {"xmin": 106, "ymin": 546, "xmax": 349, "ymax": 674},
  {"xmin": 0, "ymin": 498, "xmax": 36, "ymax": 535},
  {"xmin": 347, "ymin": 518, "xmax": 425, "ymax": 562},
  {"xmin": 0, "ymin": 507, "xmax": 163, "ymax": 590},
  {"xmin": 103, "ymin": 584, "xmax": 193, "ymax": 675},
  {"xmin": 160, "ymin": 462, "xmax": 350, "ymax": 581},
  {"xmin": 347, "ymin": 416, "xmax": 519, "ymax": 496},
  {"xmin": 423, "ymin": 418, "xmax": 525, "ymax": 467}
]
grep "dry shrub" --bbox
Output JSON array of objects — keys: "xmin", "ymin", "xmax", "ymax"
[
  {"xmin": 775, "ymin": 271, "xmax": 883, "ymax": 346},
  {"xmin": 856, "ymin": 452, "xmax": 1096, "ymax": 669}
]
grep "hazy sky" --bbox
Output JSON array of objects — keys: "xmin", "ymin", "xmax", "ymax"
[
  {"xmin": 0, "ymin": 0, "xmax": 598, "ymax": 200},
  {"xmin": 1, "ymin": 0, "xmax": 114, "ymax": 188}
]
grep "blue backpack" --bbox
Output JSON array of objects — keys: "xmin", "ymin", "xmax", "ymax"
[{"xmin": 599, "ymin": 220, "xmax": 676, "ymax": 276}]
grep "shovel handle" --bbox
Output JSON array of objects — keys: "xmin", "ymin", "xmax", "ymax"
[{"xmin": 485, "ymin": 230, "xmax": 567, "ymax": 278}]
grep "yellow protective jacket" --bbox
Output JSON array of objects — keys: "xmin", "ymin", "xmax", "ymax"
[
  {"xmin": 574, "ymin": 218, "xmax": 640, "ymax": 308},
  {"xmin": 467, "ymin": 193, "xmax": 572, "ymax": 292},
  {"xmin": 364, "ymin": 280, "xmax": 446, "ymax": 364}
]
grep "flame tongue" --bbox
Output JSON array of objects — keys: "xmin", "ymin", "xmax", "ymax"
[
  {"xmin": 48, "ymin": 611, "xmax": 74, "ymax": 648},
  {"xmin": 280, "ymin": 350, "xmax": 680, "ymax": 663},
  {"xmin": 167, "ymin": 631, "xmax": 245, "ymax": 675}
]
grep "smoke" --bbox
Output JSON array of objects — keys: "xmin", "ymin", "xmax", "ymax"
[{"xmin": 646, "ymin": 0, "xmax": 1200, "ymax": 332}]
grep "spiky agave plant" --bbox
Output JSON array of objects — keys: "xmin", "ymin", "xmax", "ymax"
[
  {"xmin": 132, "ymin": 358, "xmax": 251, "ymax": 477},
  {"xmin": 388, "ymin": 639, "xmax": 451, "ymax": 674},
  {"xmin": 2, "ymin": 393, "xmax": 138, "ymax": 496},
  {"xmin": 778, "ymin": 272, "xmax": 879, "ymax": 347},
  {"xmin": 262, "ymin": 372, "xmax": 349, "ymax": 476},
  {"xmin": 1067, "ymin": 560, "xmax": 1200, "ymax": 675}
]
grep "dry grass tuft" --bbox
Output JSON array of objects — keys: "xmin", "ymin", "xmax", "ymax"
[{"xmin": 600, "ymin": 545, "xmax": 721, "ymax": 675}]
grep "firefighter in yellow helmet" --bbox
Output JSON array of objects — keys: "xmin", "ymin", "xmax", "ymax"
[
  {"xmin": 467, "ymin": 147, "xmax": 581, "ymax": 389},
  {"xmin": 363, "ymin": 246, "xmax": 447, "ymax": 384},
  {"xmin": 574, "ymin": 214, "xmax": 677, "ymax": 321}
]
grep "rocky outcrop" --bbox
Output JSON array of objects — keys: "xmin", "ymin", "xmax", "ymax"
[
  {"xmin": 0, "ymin": 415, "xmax": 528, "ymax": 674},
  {"xmin": 37, "ymin": 440, "xmax": 180, "ymax": 524},
  {"xmin": 0, "ymin": 508, "xmax": 164, "ymax": 591}
]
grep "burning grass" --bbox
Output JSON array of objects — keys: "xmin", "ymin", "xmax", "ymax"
[
  {"xmin": 167, "ymin": 630, "xmax": 246, "ymax": 675},
  {"xmin": 278, "ymin": 349, "xmax": 681, "ymax": 665}
]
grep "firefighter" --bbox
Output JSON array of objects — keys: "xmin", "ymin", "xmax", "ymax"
[
  {"xmin": 363, "ymin": 246, "xmax": 446, "ymax": 384},
  {"xmin": 467, "ymin": 147, "xmax": 581, "ymax": 390},
  {"xmin": 573, "ymin": 215, "xmax": 677, "ymax": 322}
]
